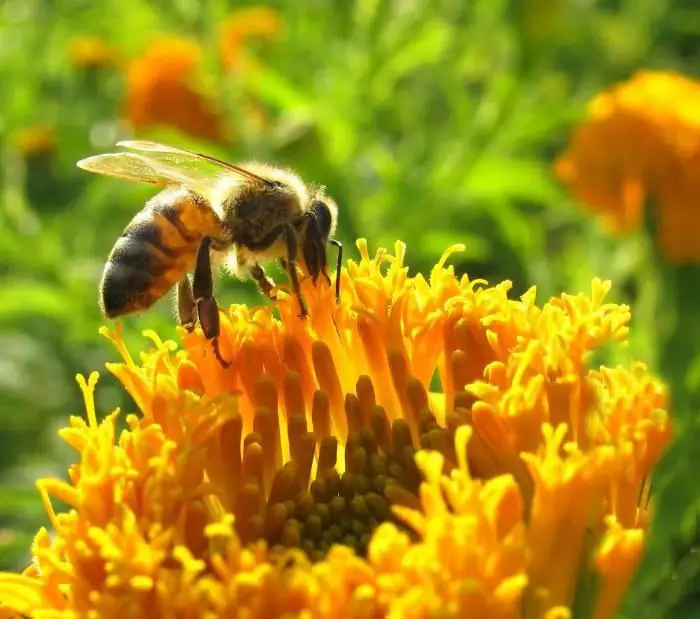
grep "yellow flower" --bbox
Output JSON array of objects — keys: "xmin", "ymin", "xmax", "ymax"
[
  {"xmin": 219, "ymin": 6, "xmax": 284, "ymax": 69},
  {"xmin": 123, "ymin": 38, "xmax": 228, "ymax": 143},
  {"xmin": 555, "ymin": 70, "xmax": 700, "ymax": 264},
  {"xmin": 0, "ymin": 240, "xmax": 672, "ymax": 618},
  {"xmin": 69, "ymin": 36, "xmax": 119, "ymax": 69}
]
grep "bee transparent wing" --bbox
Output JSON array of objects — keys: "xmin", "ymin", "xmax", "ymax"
[
  {"xmin": 76, "ymin": 152, "xmax": 209, "ymax": 189},
  {"xmin": 117, "ymin": 140, "xmax": 272, "ymax": 186}
]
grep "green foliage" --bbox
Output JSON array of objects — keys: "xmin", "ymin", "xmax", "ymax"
[{"xmin": 0, "ymin": 0, "xmax": 698, "ymax": 616}]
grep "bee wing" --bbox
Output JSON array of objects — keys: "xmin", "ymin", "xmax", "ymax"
[
  {"xmin": 117, "ymin": 140, "xmax": 273, "ymax": 186},
  {"xmin": 76, "ymin": 152, "xmax": 214, "ymax": 192}
]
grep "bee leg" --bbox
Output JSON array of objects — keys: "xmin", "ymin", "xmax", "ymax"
[
  {"xmin": 283, "ymin": 223, "xmax": 308, "ymax": 318},
  {"xmin": 301, "ymin": 216, "xmax": 329, "ymax": 287},
  {"xmin": 330, "ymin": 239, "xmax": 343, "ymax": 303},
  {"xmin": 303, "ymin": 211, "xmax": 342, "ymax": 303},
  {"xmin": 250, "ymin": 264, "xmax": 277, "ymax": 300},
  {"xmin": 176, "ymin": 276, "xmax": 197, "ymax": 332},
  {"xmin": 193, "ymin": 236, "xmax": 230, "ymax": 368}
]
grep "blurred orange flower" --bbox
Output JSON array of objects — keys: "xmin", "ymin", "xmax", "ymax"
[
  {"xmin": 14, "ymin": 125, "xmax": 56, "ymax": 156},
  {"xmin": 69, "ymin": 36, "xmax": 120, "ymax": 69},
  {"xmin": 555, "ymin": 70, "xmax": 700, "ymax": 264},
  {"xmin": 0, "ymin": 241, "xmax": 672, "ymax": 618},
  {"xmin": 124, "ymin": 38, "xmax": 228, "ymax": 143},
  {"xmin": 219, "ymin": 6, "xmax": 283, "ymax": 69}
]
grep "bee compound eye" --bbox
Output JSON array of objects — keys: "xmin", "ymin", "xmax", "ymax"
[{"xmin": 311, "ymin": 200, "xmax": 333, "ymax": 238}]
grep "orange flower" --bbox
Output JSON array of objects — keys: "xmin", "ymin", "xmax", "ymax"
[
  {"xmin": 555, "ymin": 70, "xmax": 700, "ymax": 264},
  {"xmin": 13, "ymin": 125, "xmax": 55, "ymax": 157},
  {"xmin": 123, "ymin": 38, "xmax": 227, "ymax": 143},
  {"xmin": 0, "ymin": 240, "xmax": 672, "ymax": 618},
  {"xmin": 219, "ymin": 6, "xmax": 284, "ymax": 69},
  {"xmin": 69, "ymin": 36, "xmax": 119, "ymax": 69}
]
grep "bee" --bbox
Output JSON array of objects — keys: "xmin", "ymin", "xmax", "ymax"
[{"xmin": 77, "ymin": 140, "xmax": 342, "ymax": 366}]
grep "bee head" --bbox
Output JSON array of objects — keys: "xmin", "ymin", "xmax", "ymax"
[{"xmin": 310, "ymin": 196, "xmax": 338, "ymax": 243}]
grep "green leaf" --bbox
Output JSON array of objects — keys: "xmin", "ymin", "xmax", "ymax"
[
  {"xmin": 370, "ymin": 20, "xmax": 453, "ymax": 99},
  {"xmin": 0, "ymin": 280, "xmax": 74, "ymax": 323},
  {"xmin": 465, "ymin": 157, "xmax": 562, "ymax": 205},
  {"xmin": 0, "ymin": 486, "xmax": 41, "ymax": 513}
]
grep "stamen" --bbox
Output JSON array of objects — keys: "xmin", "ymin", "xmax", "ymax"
[
  {"xmin": 241, "ymin": 439, "xmax": 264, "ymax": 494},
  {"xmin": 236, "ymin": 484, "xmax": 263, "ymax": 543},
  {"xmin": 282, "ymin": 335, "xmax": 316, "ymax": 398},
  {"xmin": 282, "ymin": 371, "xmax": 306, "ymax": 421},
  {"xmin": 267, "ymin": 462, "xmax": 301, "ymax": 506},
  {"xmin": 287, "ymin": 423, "xmax": 315, "ymax": 489},
  {"xmin": 450, "ymin": 349, "xmax": 472, "ymax": 402},
  {"xmin": 356, "ymin": 375, "xmax": 376, "ymax": 422},
  {"xmin": 344, "ymin": 394, "xmax": 364, "ymax": 434},
  {"xmin": 405, "ymin": 377, "xmax": 430, "ymax": 430},
  {"xmin": 253, "ymin": 406, "xmax": 281, "ymax": 488},
  {"xmin": 177, "ymin": 359, "xmax": 205, "ymax": 393},
  {"xmin": 76, "ymin": 371, "xmax": 100, "ymax": 428},
  {"xmin": 312, "ymin": 342, "xmax": 347, "ymax": 437},
  {"xmin": 435, "ymin": 243, "xmax": 466, "ymax": 271},
  {"xmin": 311, "ymin": 391, "xmax": 331, "ymax": 441},
  {"xmin": 388, "ymin": 348, "xmax": 412, "ymax": 427},
  {"xmin": 370, "ymin": 406, "xmax": 391, "ymax": 454},
  {"xmin": 357, "ymin": 315, "xmax": 400, "ymax": 419},
  {"xmin": 99, "ymin": 324, "xmax": 135, "ymax": 367},
  {"xmin": 212, "ymin": 413, "xmax": 243, "ymax": 510},
  {"xmin": 383, "ymin": 483, "xmax": 422, "ymax": 511},
  {"xmin": 238, "ymin": 341, "xmax": 265, "ymax": 403},
  {"xmin": 317, "ymin": 437, "xmax": 339, "ymax": 478}
]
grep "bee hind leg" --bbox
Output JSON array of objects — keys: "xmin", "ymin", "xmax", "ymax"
[
  {"xmin": 193, "ymin": 236, "xmax": 230, "ymax": 368},
  {"xmin": 176, "ymin": 276, "xmax": 197, "ymax": 332}
]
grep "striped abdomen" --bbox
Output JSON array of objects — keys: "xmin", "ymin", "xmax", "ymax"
[{"xmin": 100, "ymin": 187, "xmax": 224, "ymax": 318}]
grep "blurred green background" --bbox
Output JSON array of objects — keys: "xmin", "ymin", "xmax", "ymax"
[{"xmin": 1, "ymin": 0, "xmax": 699, "ymax": 615}]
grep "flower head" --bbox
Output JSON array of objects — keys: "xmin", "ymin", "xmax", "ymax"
[
  {"xmin": 13, "ymin": 125, "xmax": 56, "ymax": 157},
  {"xmin": 123, "ymin": 38, "xmax": 227, "ymax": 143},
  {"xmin": 555, "ymin": 70, "xmax": 700, "ymax": 263},
  {"xmin": 219, "ymin": 6, "xmax": 284, "ymax": 69},
  {"xmin": 69, "ymin": 36, "xmax": 120, "ymax": 69},
  {"xmin": 0, "ymin": 240, "xmax": 672, "ymax": 618}
]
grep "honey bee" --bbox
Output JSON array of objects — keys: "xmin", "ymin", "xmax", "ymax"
[{"xmin": 77, "ymin": 140, "xmax": 342, "ymax": 366}]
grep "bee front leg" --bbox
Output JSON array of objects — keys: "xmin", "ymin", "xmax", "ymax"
[
  {"xmin": 301, "ymin": 217, "xmax": 329, "ymax": 288},
  {"xmin": 330, "ymin": 239, "xmax": 343, "ymax": 303},
  {"xmin": 250, "ymin": 264, "xmax": 277, "ymax": 300},
  {"xmin": 301, "ymin": 216, "xmax": 342, "ymax": 304},
  {"xmin": 193, "ymin": 236, "xmax": 230, "ymax": 367},
  {"xmin": 283, "ymin": 223, "xmax": 308, "ymax": 319},
  {"xmin": 176, "ymin": 275, "xmax": 197, "ymax": 332}
]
